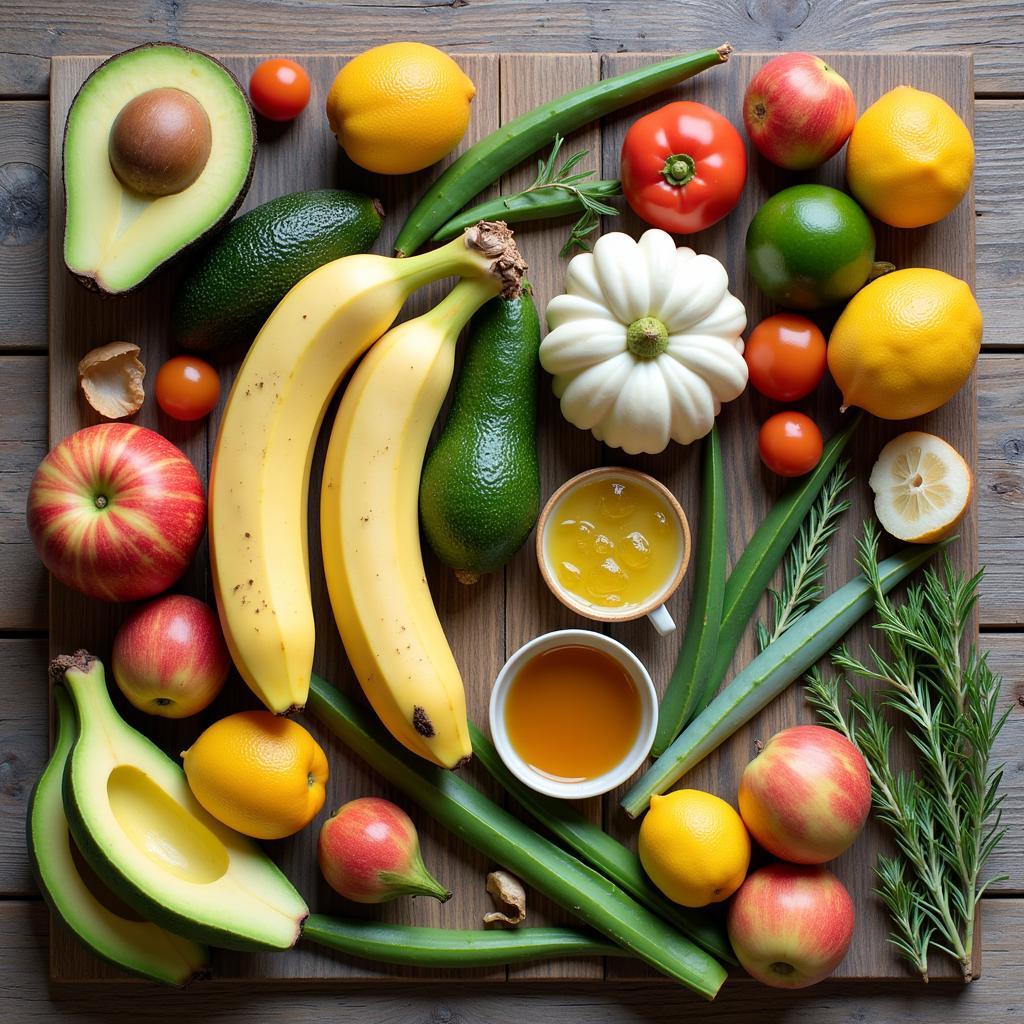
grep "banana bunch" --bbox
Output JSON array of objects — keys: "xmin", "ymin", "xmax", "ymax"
[
  {"xmin": 209, "ymin": 224, "xmax": 524, "ymax": 717},
  {"xmin": 320, "ymin": 276, "xmax": 519, "ymax": 768}
]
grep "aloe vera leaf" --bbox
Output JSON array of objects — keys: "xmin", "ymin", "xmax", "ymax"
[
  {"xmin": 653, "ymin": 426, "xmax": 726, "ymax": 756},
  {"xmin": 468, "ymin": 722, "xmax": 735, "ymax": 965},
  {"xmin": 695, "ymin": 413, "xmax": 862, "ymax": 716},
  {"xmin": 621, "ymin": 538, "xmax": 946, "ymax": 818}
]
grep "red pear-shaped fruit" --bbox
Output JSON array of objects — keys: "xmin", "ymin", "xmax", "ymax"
[{"xmin": 318, "ymin": 797, "xmax": 451, "ymax": 904}]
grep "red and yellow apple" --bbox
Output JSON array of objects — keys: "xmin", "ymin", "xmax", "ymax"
[
  {"xmin": 727, "ymin": 862, "xmax": 855, "ymax": 988},
  {"xmin": 26, "ymin": 423, "xmax": 205, "ymax": 602},
  {"xmin": 743, "ymin": 53, "xmax": 856, "ymax": 169},
  {"xmin": 738, "ymin": 724, "xmax": 871, "ymax": 864},
  {"xmin": 112, "ymin": 594, "xmax": 230, "ymax": 717}
]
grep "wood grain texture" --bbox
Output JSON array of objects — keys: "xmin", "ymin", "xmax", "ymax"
[
  {"xmin": 0, "ymin": 639, "xmax": 48, "ymax": 896},
  {"xmin": 0, "ymin": 102, "xmax": 48, "ymax": 351},
  {"xmin": 1, "ymin": 0, "xmax": 1022, "ymax": 95},
  {"xmin": 1, "ymin": 897, "xmax": 1023, "ymax": 1019},
  {"xmin": 977, "ymin": 355, "xmax": 1024, "ymax": 625},
  {"xmin": 0, "ymin": 355, "xmax": 48, "ymax": 629},
  {"xmin": 975, "ymin": 100, "xmax": 1024, "ymax": 350},
  {"xmin": 41, "ymin": 49, "xmax": 989, "ymax": 986}
]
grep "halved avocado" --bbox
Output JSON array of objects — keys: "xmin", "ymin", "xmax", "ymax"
[
  {"xmin": 27, "ymin": 686, "xmax": 209, "ymax": 986},
  {"xmin": 55, "ymin": 652, "xmax": 308, "ymax": 950},
  {"xmin": 63, "ymin": 42, "xmax": 256, "ymax": 294}
]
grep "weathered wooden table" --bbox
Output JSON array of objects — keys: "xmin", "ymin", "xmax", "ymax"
[{"xmin": 1, "ymin": 2, "xmax": 1021, "ymax": 1020}]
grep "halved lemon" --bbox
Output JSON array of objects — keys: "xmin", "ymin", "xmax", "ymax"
[{"xmin": 868, "ymin": 432, "xmax": 973, "ymax": 543}]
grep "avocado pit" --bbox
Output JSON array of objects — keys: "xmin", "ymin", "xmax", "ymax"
[{"xmin": 108, "ymin": 87, "xmax": 212, "ymax": 196}]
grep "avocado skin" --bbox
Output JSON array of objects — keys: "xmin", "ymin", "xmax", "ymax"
[
  {"xmin": 64, "ymin": 42, "xmax": 257, "ymax": 295},
  {"xmin": 172, "ymin": 189, "xmax": 384, "ymax": 352},
  {"xmin": 420, "ymin": 290, "xmax": 541, "ymax": 579}
]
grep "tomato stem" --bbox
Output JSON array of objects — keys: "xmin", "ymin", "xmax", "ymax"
[{"xmin": 660, "ymin": 152, "xmax": 697, "ymax": 188}]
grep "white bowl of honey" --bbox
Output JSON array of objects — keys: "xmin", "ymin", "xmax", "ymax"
[
  {"xmin": 536, "ymin": 467, "xmax": 691, "ymax": 635},
  {"xmin": 489, "ymin": 629, "xmax": 658, "ymax": 800}
]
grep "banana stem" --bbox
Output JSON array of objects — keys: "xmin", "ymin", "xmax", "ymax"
[
  {"xmin": 415, "ymin": 222, "xmax": 525, "ymax": 300},
  {"xmin": 424, "ymin": 276, "xmax": 506, "ymax": 339}
]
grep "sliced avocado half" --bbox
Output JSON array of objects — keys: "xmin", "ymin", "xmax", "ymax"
[
  {"xmin": 28, "ymin": 686, "xmax": 209, "ymax": 986},
  {"xmin": 55, "ymin": 652, "xmax": 308, "ymax": 951},
  {"xmin": 63, "ymin": 42, "xmax": 256, "ymax": 294}
]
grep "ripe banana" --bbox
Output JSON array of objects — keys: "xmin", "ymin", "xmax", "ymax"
[
  {"xmin": 210, "ymin": 224, "xmax": 524, "ymax": 714},
  {"xmin": 321, "ymin": 275, "xmax": 521, "ymax": 767}
]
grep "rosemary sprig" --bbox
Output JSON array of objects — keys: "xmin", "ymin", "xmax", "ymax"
[
  {"xmin": 518, "ymin": 134, "xmax": 620, "ymax": 255},
  {"xmin": 805, "ymin": 523, "xmax": 1009, "ymax": 982},
  {"xmin": 756, "ymin": 460, "xmax": 852, "ymax": 650}
]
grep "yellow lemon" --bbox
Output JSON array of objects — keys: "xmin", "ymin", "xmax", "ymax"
[
  {"xmin": 827, "ymin": 268, "xmax": 981, "ymax": 420},
  {"xmin": 638, "ymin": 790, "xmax": 751, "ymax": 908},
  {"xmin": 326, "ymin": 42, "xmax": 475, "ymax": 175},
  {"xmin": 846, "ymin": 86, "xmax": 973, "ymax": 228},
  {"xmin": 869, "ymin": 431, "xmax": 973, "ymax": 543},
  {"xmin": 183, "ymin": 711, "xmax": 329, "ymax": 840}
]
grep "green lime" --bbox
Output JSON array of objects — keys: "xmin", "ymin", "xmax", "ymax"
[{"xmin": 745, "ymin": 185, "xmax": 876, "ymax": 309}]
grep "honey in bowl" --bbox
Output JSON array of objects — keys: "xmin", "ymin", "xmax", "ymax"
[
  {"xmin": 545, "ymin": 476, "xmax": 682, "ymax": 612},
  {"xmin": 503, "ymin": 644, "xmax": 642, "ymax": 783}
]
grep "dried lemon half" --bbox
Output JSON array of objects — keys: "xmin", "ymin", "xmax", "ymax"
[{"xmin": 868, "ymin": 431, "xmax": 973, "ymax": 543}]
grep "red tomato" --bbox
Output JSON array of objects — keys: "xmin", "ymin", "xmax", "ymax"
[
  {"xmin": 745, "ymin": 314, "xmax": 827, "ymax": 401},
  {"xmin": 249, "ymin": 59, "xmax": 311, "ymax": 121},
  {"xmin": 155, "ymin": 356, "xmax": 221, "ymax": 421},
  {"xmin": 620, "ymin": 101, "xmax": 747, "ymax": 233},
  {"xmin": 759, "ymin": 412, "xmax": 824, "ymax": 477}
]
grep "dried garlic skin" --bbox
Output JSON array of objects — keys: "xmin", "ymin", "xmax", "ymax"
[
  {"xmin": 483, "ymin": 869, "xmax": 527, "ymax": 925},
  {"xmin": 78, "ymin": 341, "xmax": 146, "ymax": 418}
]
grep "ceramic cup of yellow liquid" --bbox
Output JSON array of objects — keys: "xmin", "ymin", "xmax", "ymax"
[
  {"xmin": 489, "ymin": 629, "xmax": 658, "ymax": 799},
  {"xmin": 536, "ymin": 467, "xmax": 691, "ymax": 635}
]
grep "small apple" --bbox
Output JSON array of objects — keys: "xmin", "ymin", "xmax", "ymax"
[
  {"xmin": 113, "ymin": 594, "xmax": 230, "ymax": 717},
  {"xmin": 728, "ymin": 863, "xmax": 855, "ymax": 988},
  {"xmin": 744, "ymin": 53, "xmax": 856, "ymax": 169},
  {"xmin": 26, "ymin": 423, "xmax": 205, "ymax": 601},
  {"xmin": 738, "ymin": 724, "xmax": 871, "ymax": 864},
  {"xmin": 318, "ymin": 797, "xmax": 450, "ymax": 903}
]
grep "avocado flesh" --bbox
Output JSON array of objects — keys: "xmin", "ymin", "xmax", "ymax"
[
  {"xmin": 63, "ymin": 43, "xmax": 255, "ymax": 294},
  {"xmin": 59, "ymin": 655, "xmax": 308, "ymax": 950},
  {"xmin": 28, "ymin": 686, "xmax": 209, "ymax": 986}
]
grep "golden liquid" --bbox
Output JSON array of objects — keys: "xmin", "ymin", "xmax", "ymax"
[
  {"xmin": 504, "ymin": 645, "xmax": 642, "ymax": 782},
  {"xmin": 546, "ymin": 477, "xmax": 681, "ymax": 611}
]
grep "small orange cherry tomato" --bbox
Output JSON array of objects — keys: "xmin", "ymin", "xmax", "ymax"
[
  {"xmin": 759, "ymin": 412, "xmax": 823, "ymax": 477},
  {"xmin": 745, "ymin": 313, "xmax": 827, "ymax": 401},
  {"xmin": 249, "ymin": 59, "xmax": 311, "ymax": 121},
  {"xmin": 155, "ymin": 356, "xmax": 221, "ymax": 421}
]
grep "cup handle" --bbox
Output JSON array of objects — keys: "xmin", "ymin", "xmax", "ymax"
[{"xmin": 647, "ymin": 603, "xmax": 676, "ymax": 636}]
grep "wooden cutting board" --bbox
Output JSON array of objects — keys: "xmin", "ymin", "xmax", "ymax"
[{"xmin": 47, "ymin": 50, "xmax": 976, "ymax": 985}]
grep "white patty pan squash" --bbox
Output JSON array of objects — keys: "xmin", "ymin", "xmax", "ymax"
[{"xmin": 541, "ymin": 229, "xmax": 748, "ymax": 455}]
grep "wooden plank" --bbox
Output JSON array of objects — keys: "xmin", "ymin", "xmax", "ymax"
[
  {"xmin": 497, "ymin": 51, "xmax": 604, "ymax": 982},
  {"xmin": 39, "ymin": 48, "xmax": 1008, "ymax": 986},
  {"xmin": 976, "ymin": 100, "xmax": 1024, "ymax": 350},
  {"xmin": 598, "ymin": 51, "xmax": 975, "ymax": 982},
  {"xmin": 2, "ymin": 897, "xmax": 1023, "ymax": 1018},
  {"xmin": 0, "ymin": 639, "xmax": 49, "ymax": 896},
  {"xmin": 0, "ymin": 101, "xmax": 48, "ymax": 351},
  {"xmin": 3, "ymin": 0, "xmax": 1023, "ymax": 95},
  {"xmin": 978, "ymin": 355, "xmax": 1024, "ymax": 625},
  {"xmin": 0, "ymin": 355, "xmax": 48, "ymax": 630}
]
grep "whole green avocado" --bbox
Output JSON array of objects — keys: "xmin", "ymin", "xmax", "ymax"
[
  {"xmin": 420, "ymin": 289, "xmax": 541, "ymax": 582},
  {"xmin": 172, "ymin": 189, "xmax": 383, "ymax": 352}
]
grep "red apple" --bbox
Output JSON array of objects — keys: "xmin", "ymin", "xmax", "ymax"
[
  {"xmin": 738, "ymin": 724, "xmax": 871, "ymax": 864},
  {"xmin": 743, "ymin": 53, "xmax": 856, "ymax": 169},
  {"xmin": 728, "ymin": 863, "xmax": 855, "ymax": 988},
  {"xmin": 112, "ymin": 594, "xmax": 230, "ymax": 717},
  {"xmin": 26, "ymin": 422, "xmax": 205, "ymax": 602}
]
